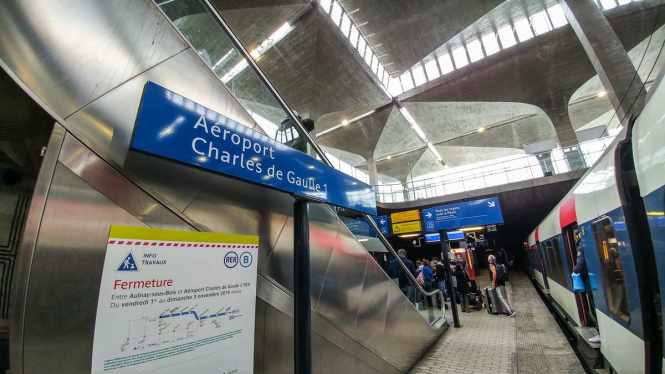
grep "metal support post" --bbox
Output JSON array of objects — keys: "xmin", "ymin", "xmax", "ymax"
[
  {"xmin": 440, "ymin": 235, "xmax": 461, "ymax": 328},
  {"xmin": 294, "ymin": 199, "xmax": 311, "ymax": 374}
]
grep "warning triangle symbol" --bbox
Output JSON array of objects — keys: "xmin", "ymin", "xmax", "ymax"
[{"xmin": 118, "ymin": 253, "xmax": 139, "ymax": 271}]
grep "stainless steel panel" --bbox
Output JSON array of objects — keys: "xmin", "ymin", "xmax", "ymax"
[
  {"xmin": 315, "ymin": 222, "xmax": 368, "ymax": 329},
  {"xmin": 64, "ymin": 49, "xmax": 257, "ymax": 167},
  {"xmin": 0, "ymin": 0, "xmax": 187, "ymax": 119},
  {"xmin": 353, "ymin": 256, "xmax": 390, "ymax": 346},
  {"xmin": 9, "ymin": 124, "xmax": 65, "ymax": 374},
  {"xmin": 23, "ymin": 164, "xmax": 151, "ymax": 374},
  {"xmin": 58, "ymin": 134, "xmax": 191, "ymax": 230}
]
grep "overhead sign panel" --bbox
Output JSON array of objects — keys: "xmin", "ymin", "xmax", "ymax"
[
  {"xmin": 391, "ymin": 209, "xmax": 420, "ymax": 223},
  {"xmin": 392, "ymin": 220, "xmax": 422, "ymax": 234},
  {"xmin": 131, "ymin": 82, "xmax": 376, "ymax": 215},
  {"xmin": 342, "ymin": 217, "xmax": 374, "ymax": 237},
  {"xmin": 421, "ymin": 197, "xmax": 504, "ymax": 232},
  {"xmin": 376, "ymin": 215, "xmax": 391, "ymax": 236},
  {"xmin": 92, "ymin": 226, "xmax": 259, "ymax": 374}
]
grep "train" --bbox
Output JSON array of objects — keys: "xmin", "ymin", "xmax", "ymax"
[{"xmin": 525, "ymin": 71, "xmax": 665, "ymax": 373}]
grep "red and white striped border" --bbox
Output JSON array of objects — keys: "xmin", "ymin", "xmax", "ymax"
[{"xmin": 107, "ymin": 240, "xmax": 258, "ymax": 249}]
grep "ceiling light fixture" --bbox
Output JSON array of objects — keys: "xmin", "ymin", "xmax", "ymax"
[
  {"xmin": 315, "ymin": 109, "xmax": 376, "ymax": 137},
  {"xmin": 597, "ymin": 91, "xmax": 607, "ymax": 98},
  {"xmin": 477, "ymin": 127, "xmax": 486, "ymax": 133},
  {"xmin": 459, "ymin": 226, "xmax": 484, "ymax": 232},
  {"xmin": 398, "ymin": 233, "xmax": 421, "ymax": 238},
  {"xmin": 222, "ymin": 22, "xmax": 294, "ymax": 83},
  {"xmin": 386, "ymin": 155, "xmax": 392, "ymax": 160}
]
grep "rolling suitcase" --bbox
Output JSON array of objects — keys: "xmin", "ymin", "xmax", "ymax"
[{"xmin": 483, "ymin": 287, "xmax": 505, "ymax": 315}]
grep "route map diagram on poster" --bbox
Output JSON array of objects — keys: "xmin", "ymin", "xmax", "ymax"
[{"xmin": 91, "ymin": 226, "xmax": 259, "ymax": 374}]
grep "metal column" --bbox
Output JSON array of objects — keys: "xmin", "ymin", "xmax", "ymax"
[
  {"xmin": 293, "ymin": 199, "xmax": 312, "ymax": 374},
  {"xmin": 440, "ymin": 236, "xmax": 461, "ymax": 328}
]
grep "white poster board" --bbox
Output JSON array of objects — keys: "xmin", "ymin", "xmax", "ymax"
[{"xmin": 91, "ymin": 226, "xmax": 259, "ymax": 374}]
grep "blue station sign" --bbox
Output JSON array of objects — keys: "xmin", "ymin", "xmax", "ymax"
[
  {"xmin": 131, "ymin": 82, "xmax": 376, "ymax": 215},
  {"xmin": 342, "ymin": 217, "xmax": 375, "ymax": 237},
  {"xmin": 376, "ymin": 215, "xmax": 391, "ymax": 237},
  {"xmin": 421, "ymin": 197, "xmax": 504, "ymax": 232}
]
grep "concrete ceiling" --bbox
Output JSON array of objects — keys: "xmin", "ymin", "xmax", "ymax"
[
  {"xmin": 338, "ymin": 0, "xmax": 505, "ymax": 76},
  {"xmin": 403, "ymin": 3, "xmax": 665, "ymax": 148},
  {"xmin": 209, "ymin": 0, "xmax": 665, "ymax": 184},
  {"xmin": 221, "ymin": 4, "xmax": 390, "ymax": 122}
]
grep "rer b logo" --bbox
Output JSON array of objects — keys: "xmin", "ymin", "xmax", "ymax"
[
  {"xmin": 118, "ymin": 253, "xmax": 139, "ymax": 271},
  {"xmin": 224, "ymin": 252, "xmax": 239, "ymax": 268}
]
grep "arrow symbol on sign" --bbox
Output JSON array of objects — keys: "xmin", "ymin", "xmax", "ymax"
[
  {"xmin": 488, "ymin": 201, "xmax": 496, "ymax": 208},
  {"xmin": 425, "ymin": 212, "xmax": 433, "ymax": 219}
]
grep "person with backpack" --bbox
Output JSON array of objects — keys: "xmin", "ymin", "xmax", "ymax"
[{"xmin": 488, "ymin": 254, "xmax": 515, "ymax": 317}]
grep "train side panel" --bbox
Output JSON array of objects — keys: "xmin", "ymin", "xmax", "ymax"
[{"xmin": 633, "ymin": 66, "xmax": 665, "ymax": 373}]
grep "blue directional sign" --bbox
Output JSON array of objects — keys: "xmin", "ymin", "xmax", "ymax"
[
  {"xmin": 131, "ymin": 82, "xmax": 376, "ymax": 215},
  {"xmin": 376, "ymin": 215, "xmax": 391, "ymax": 237},
  {"xmin": 342, "ymin": 217, "xmax": 373, "ymax": 237},
  {"xmin": 421, "ymin": 197, "xmax": 504, "ymax": 232}
]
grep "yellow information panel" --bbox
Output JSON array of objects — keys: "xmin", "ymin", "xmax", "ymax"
[
  {"xmin": 392, "ymin": 220, "xmax": 422, "ymax": 234},
  {"xmin": 390, "ymin": 209, "xmax": 420, "ymax": 223}
]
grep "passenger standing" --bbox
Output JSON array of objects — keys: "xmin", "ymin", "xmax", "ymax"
[
  {"xmin": 420, "ymin": 259, "xmax": 434, "ymax": 307},
  {"xmin": 390, "ymin": 249, "xmax": 417, "ymax": 302},
  {"xmin": 488, "ymin": 255, "xmax": 515, "ymax": 317},
  {"xmin": 432, "ymin": 257, "xmax": 447, "ymax": 300}
]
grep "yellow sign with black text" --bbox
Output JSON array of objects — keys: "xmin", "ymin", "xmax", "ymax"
[
  {"xmin": 392, "ymin": 220, "xmax": 422, "ymax": 234},
  {"xmin": 390, "ymin": 210, "xmax": 420, "ymax": 224}
]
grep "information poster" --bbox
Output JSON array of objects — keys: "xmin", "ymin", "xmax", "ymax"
[{"xmin": 91, "ymin": 226, "xmax": 259, "ymax": 374}]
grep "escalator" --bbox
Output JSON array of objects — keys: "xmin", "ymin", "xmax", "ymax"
[{"xmin": 0, "ymin": 1, "xmax": 447, "ymax": 373}]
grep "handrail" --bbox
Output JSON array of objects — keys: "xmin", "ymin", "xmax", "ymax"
[
  {"xmin": 196, "ymin": 0, "xmax": 444, "ymax": 306},
  {"xmin": 365, "ymin": 215, "xmax": 442, "ymax": 297}
]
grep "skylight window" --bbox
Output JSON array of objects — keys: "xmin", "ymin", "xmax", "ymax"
[
  {"xmin": 330, "ymin": 1, "xmax": 342, "ymax": 25},
  {"xmin": 349, "ymin": 25, "xmax": 359, "ymax": 47},
  {"xmin": 451, "ymin": 46, "xmax": 469, "ymax": 68},
  {"xmin": 466, "ymin": 38, "xmax": 484, "ymax": 62},
  {"xmin": 340, "ymin": 13, "xmax": 351, "ymax": 36},
  {"xmin": 617, "ymin": 0, "xmax": 631, "ymax": 4},
  {"xmin": 364, "ymin": 48, "xmax": 374, "ymax": 66},
  {"xmin": 547, "ymin": 4, "xmax": 568, "ymax": 28},
  {"xmin": 400, "ymin": 71, "xmax": 414, "ymax": 91},
  {"xmin": 530, "ymin": 10, "xmax": 552, "ymax": 35},
  {"xmin": 378, "ymin": 64, "xmax": 385, "ymax": 79},
  {"xmin": 600, "ymin": 0, "xmax": 618, "ymax": 10},
  {"xmin": 424, "ymin": 57, "xmax": 440, "ymax": 80},
  {"xmin": 497, "ymin": 25, "xmax": 517, "ymax": 48},
  {"xmin": 319, "ymin": 0, "xmax": 332, "ymax": 13},
  {"xmin": 481, "ymin": 32, "xmax": 500, "ymax": 56},
  {"xmin": 371, "ymin": 56, "xmax": 379, "ymax": 74},
  {"xmin": 412, "ymin": 64, "xmax": 427, "ymax": 86},
  {"xmin": 513, "ymin": 17, "xmax": 534, "ymax": 42},
  {"xmin": 388, "ymin": 77, "xmax": 403, "ymax": 96},
  {"xmin": 437, "ymin": 52, "xmax": 455, "ymax": 74},
  {"xmin": 357, "ymin": 37, "xmax": 367, "ymax": 57}
]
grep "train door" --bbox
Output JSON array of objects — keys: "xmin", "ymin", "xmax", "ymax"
[{"xmin": 562, "ymin": 225, "xmax": 598, "ymax": 328}]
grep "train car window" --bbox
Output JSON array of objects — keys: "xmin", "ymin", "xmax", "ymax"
[
  {"xmin": 592, "ymin": 217, "xmax": 630, "ymax": 322},
  {"xmin": 545, "ymin": 238, "xmax": 567, "ymax": 286}
]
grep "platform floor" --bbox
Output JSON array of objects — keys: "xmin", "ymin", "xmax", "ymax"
[{"xmin": 410, "ymin": 273, "xmax": 585, "ymax": 374}]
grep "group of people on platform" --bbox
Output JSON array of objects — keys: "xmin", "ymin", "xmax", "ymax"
[{"xmin": 387, "ymin": 246, "xmax": 515, "ymax": 317}]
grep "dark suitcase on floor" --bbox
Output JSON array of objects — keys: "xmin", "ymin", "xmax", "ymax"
[{"xmin": 483, "ymin": 287, "xmax": 505, "ymax": 315}]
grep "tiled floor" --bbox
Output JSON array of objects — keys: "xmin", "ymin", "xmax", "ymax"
[{"xmin": 410, "ymin": 273, "xmax": 585, "ymax": 374}]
